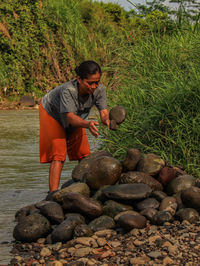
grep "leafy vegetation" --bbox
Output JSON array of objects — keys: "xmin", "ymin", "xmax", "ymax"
[{"xmin": 0, "ymin": 0, "xmax": 200, "ymax": 175}]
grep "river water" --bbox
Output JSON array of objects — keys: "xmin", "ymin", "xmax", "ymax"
[{"xmin": 0, "ymin": 109, "xmax": 100, "ymax": 264}]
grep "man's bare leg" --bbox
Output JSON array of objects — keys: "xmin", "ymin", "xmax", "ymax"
[{"xmin": 49, "ymin": 160, "xmax": 64, "ymax": 192}]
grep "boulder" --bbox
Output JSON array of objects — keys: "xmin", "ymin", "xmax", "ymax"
[
  {"xmin": 85, "ymin": 156, "xmax": 122, "ymax": 190},
  {"xmin": 119, "ymin": 171, "xmax": 163, "ymax": 191},
  {"xmin": 72, "ymin": 150, "xmax": 112, "ymax": 182},
  {"xmin": 181, "ymin": 186, "xmax": 200, "ymax": 211},
  {"xmin": 103, "ymin": 200, "xmax": 133, "ymax": 218},
  {"xmin": 122, "ymin": 148, "xmax": 142, "ymax": 171},
  {"xmin": 13, "ymin": 213, "xmax": 51, "ymax": 242},
  {"xmin": 166, "ymin": 175, "xmax": 196, "ymax": 195},
  {"xmin": 89, "ymin": 215, "xmax": 115, "ymax": 232},
  {"xmin": 109, "ymin": 106, "xmax": 126, "ymax": 124},
  {"xmin": 136, "ymin": 198, "xmax": 160, "ymax": 211},
  {"xmin": 175, "ymin": 208, "xmax": 199, "ymax": 223},
  {"xmin": 51, "ymin": 213, "xmax": 85, "ymax": 243},
  {"xmin": 62, "ymin": 192, "xmax": 103, "ymax": 218},
  {"xmin": 15, "ymin": 204, "xmax": 37, "ymax": 222},
  {"xmin": 137, "ymin": 153, "xmax": 165, "ymax": 176},
  {"xmin": 52, "ymin": 183, "xmax": 90, "ymax": 203},
  {"xmin": 118, "ymin": 214, "xmax": 147, "ymax": 230},
  {"xmin": 102, "ymin": 184, "xmax": 152, "ymax": 201},
  {"xmin": 158, "ymin": 166, "xmax": 179, "ymax": 185},
  {"xmin": 37, "ymin": 201, "xmax": 64, "ymax": 224}
]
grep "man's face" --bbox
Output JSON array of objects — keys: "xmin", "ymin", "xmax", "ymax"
[{"xmin": 78, "ymin": 72, "xmax": 101, "ymax": 96}]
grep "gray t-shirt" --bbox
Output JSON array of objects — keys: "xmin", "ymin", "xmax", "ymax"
[{"xmin": 41, "ymin": 79, "xmax": 107, "ymax": 133}]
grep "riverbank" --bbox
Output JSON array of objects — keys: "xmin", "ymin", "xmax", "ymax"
[
  {"xmin": 0, "ymin": 99, "xmax": 40, "ymax": 110},
  {"xmin": 10, "ymin": 220, "xmax": 200, "ymax": 266}
]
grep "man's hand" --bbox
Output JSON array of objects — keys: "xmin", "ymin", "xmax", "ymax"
[
  {"xmin": 99, "ymin": 109, "xmax": 110, "ymax": 128},
  {"xmin": 88, "ymin": 121, "xmax": 99, "ymax": 137}
]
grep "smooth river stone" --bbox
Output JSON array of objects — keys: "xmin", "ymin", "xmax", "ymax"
[
  {"xmin": 103, "ymin": 200, "xmax": 133, "ymax": 218},
  {"xmin": 137, "ymin": 153, "xmax": 165, "ymax": 176},
  {"xmin": 166, "ymin": 174, "xmax": 196, "ymax": 195},
  {"xmin": 181, "ymin": 186, "xmax": 200, "ymax": 211},
  {"xmin": 119, "ymin": 171, "xmax": 163, "ymax": 191},
  {"xmin": 51, "ymin": 213, "xmax": 85, "ymax": 243},
  {"xmin": 175, "ymin": 208, "xmax": 200, "ymax": 223},
  {"xmin": 152, "ymin": 211, "xmax": 173, "ymax": 225},
  {"xmin": 13, "ymin": 213, "xmax": 51, "ymax": 242},
  {"xmin": 159, "ymin": 196, "xmax": 177, "ymax": 215},
  {"xmin": 72, "ymin": 150, "xmax": 112, "ymax": 182},
  {"xmin": 37, "ymin": 201, "xmax": 64, "ymax": 224},
  {"xmin": 118, "ymin": 214, "xmax": 147, "ymax": 230},
  {"xmin": 74, "ymin": 224, "xmax": 93, "ymax": 237},
  {"xmin": 102, "ymin": 184, "xmax": 152, "ymax": 201},
  {"xmin": 85, "ymin": 156, "xmax": 122, "ymax": 190},
  {"xmin": 109, "ymin": 106, "xmax": 126, "ymax": 124},
  {"xmin": 136, "ymin": 198, "xmax": 160, "ymax": 211},
  {"xmin": 114, "ymin": 210, "xmax": 140, "ymax": 222},
  {"xmin": 140, "ymin": 208, "xmax": 158, "ymax": 221},
  {"xmin": 52, "ymin": 182, "xmax": 90, "ymax": 203},
  {"xmin": 62, "ymin": 192, "xmax": 103, "ymax": 218},
  {"xmin": 122, "ymin": 148, "xmax": 142, "ymax": 171},
  {"xmin": 89, "ymin": 215, "xmax": 116, "ymax": 232}
]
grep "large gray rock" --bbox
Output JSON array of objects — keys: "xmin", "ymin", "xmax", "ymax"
[
  {"xmin": 122, "ymin": 148, "xmax": 142, "ymax": 171},
  {"xmin": 109, "ymin": 106, "xmax": 126, "ymax": 124},
  {"xmin": 52, "ymin": 183, "xmax": 90, "ymax": 204},
  {"xmin": 102, "ymin": 184, "xmax": 152, "ymax": 201},
  {"xmin": 136, "ymin": 198, "xmax": 160, "ymax": 211},
  {"xmin": 72, "ymin": 150, "xmax": 112, "ymax": 182},
  {"xmin": 85, "ymin": 156, "xmax": 122, "ymax": 190},
  {"xmin": 37, "ymin": 201, "xmax": 64, "ymax": 224},
  {"xmin": 118, "ymin": 214, "xmax": 147, "ymax": 230},
  {"xmin": 13, "ymin": 213, "xmax": 51, "ymax": 242},
  {"xmin": 175, "ymin": 208, "xmax": 199, "ymax": 223},
  {"xmin": 51, "ymin": 213, "xmax": 85, "ymax": 243},
  {"xmin": 181, "ymin": 186, "xmax": 200, "ymax": 211},
  {"xmin": 103, "ymin": 200, "xmax": 133, "ymax": 218},
  {"xmin": 119, "ymin": 171, "xmax": 163, "ymax": 191},
  {"xmin": 166, "ymin": 175, "xmax": 196, "ymax": 195},
  {"xmin": 137, "ymin": 153, "xmax": 165, "ymax": 176},
  {"xmin": 89, "ymin": 215, "xmax": 115, "ymax": 232},
  {"xmin": 62, "ymin": 192, "xmax": 103, "ymax": 218}
]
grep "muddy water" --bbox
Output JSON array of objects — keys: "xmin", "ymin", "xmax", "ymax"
[{"xmin": 0, "ymin": 109, "xmax": 100, "ymax": 264}]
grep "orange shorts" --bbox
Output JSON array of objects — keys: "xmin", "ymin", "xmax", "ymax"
[{"xmin": 39, "ymin": 104, "xmax": 90, "ymax": 163}]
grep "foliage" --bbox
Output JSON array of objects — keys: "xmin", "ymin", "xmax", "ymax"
[
  {"xmin": 100, "ymin": 28, "xmax": 200, "ymax": 176},
  {"xmin": 0, "ymin": 0, "xmax": 127, "ymax": 96}
]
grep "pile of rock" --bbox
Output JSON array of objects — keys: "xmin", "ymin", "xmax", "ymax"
[{"xmin": 13, "ymin": 149, "xmax": 200, "ymax": 246}]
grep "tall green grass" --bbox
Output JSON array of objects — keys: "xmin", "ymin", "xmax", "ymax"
[{"xmin": 100, "ymin": 29, "xmax": 200, "ymax": 177}]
